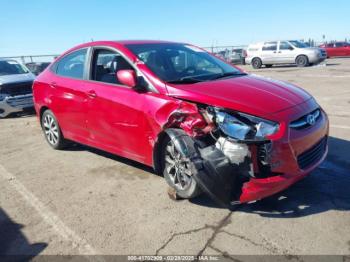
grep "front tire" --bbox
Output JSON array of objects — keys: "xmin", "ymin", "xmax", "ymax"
[
  {"xmin": 161, "ymin": 136, "xmax": 201, "ymax": 199},
  {"xmin": 296, "ymin": 55, "xmax": 309, "ymax": 67},
  {"xmin": 41, "ymin": 109, "xmax": 68, "ymax": 150},
  {"xmin": 252, "ymin": 58, "xmax": 262, "ymax": 69}
]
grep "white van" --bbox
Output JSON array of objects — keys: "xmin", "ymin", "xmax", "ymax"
[{"xmin": 246, "ymin": 40, "xmax": 327, "ymax": 69}]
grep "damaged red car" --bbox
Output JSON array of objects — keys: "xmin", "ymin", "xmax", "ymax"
[{"xmin": 33, "ymin": 41, "xmax": 329, "ymax": 207}]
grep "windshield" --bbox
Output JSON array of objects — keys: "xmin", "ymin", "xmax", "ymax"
[
  {"xmin": 0, "ymin": 60, "xmax": 29, "ymax": 76},
  {"xmin": 289, "ymin": 40, "xmax": 309, "ymax": 48},
  {"xmin": 126, "ymin": 43, "xmax": 243, "ymax": 83}
]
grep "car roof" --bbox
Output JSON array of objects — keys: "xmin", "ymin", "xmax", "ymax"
[
  {"xmin": 113, "ymin": 40, "xmax": 182, "ymax": 45},
  {"xmin": 0, "ymin": 58, "xmax": 19, "ymax": 63}
]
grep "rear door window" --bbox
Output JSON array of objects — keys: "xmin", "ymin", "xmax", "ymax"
[
  {"xmin": 55, "ymin": 49, "xmax": 87, "ymax": 79},
  {"xmin": 262, "ymin": 42, "xmax": 277, "ymax": 51}
]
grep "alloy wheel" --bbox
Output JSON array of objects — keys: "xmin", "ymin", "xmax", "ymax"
[
  {"xmin": 43, "ymin": 114, "xmax": 59, "ymax": 145},
  {"xmin": 164, "ymin": 140, "xmax": 193, "ymax": 191}
]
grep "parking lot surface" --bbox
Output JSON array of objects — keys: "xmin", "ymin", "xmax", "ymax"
[{"xmin": 1, "ymin": 58, "xmax": 350, "ymax": 258}]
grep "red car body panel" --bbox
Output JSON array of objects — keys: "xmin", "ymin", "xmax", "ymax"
[
  {"xmin": 33, "ymin": 40, "xmax": 329, "ymax": 204},
  {"xmin": 320, "ymin": 43, "xmax": 350, "ymax": 57}
]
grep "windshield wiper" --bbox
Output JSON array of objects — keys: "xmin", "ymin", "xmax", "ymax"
[
  {"xmin": 211, "ymin": 72, "xmax": 247, "ymax": 80},
  {"xmin": 166, "ymin": 77, "xmax": 205, "ymax": 84}
]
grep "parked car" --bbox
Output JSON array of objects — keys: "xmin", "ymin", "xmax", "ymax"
[
  {"xmin": 319, "ymin": 42, "xmax": 350, "ymax": 57},
  {"xmin": 0, "ymin": 59, "xmax": 35, "ymax": 117},
  {"xmin": 33, "ymin": 40, "xmax": 329, "ymax": 207},
  {"xmin": 230, "ymin": 48, "xmax": 246, "ymax": 65},
  {"xmin": 26, "ymin": 62, "xmax": 51, "ymax": 76},
  {"xmin": 246, "ymin": 40, "xmax": 327, "ymax": 69}
]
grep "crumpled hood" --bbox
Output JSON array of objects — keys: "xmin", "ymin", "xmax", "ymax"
[
  {"xmin": 166, "ymin": 74, "xmax": 312, "ymax": 117},
  {"xmin": 0, "ymin": 73, "xmax": 35, "ymax": 85}
]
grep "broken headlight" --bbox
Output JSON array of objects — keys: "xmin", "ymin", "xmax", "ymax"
[{"xmin": 214, "ymin": 109, "xmax": 279, "ymax": 141}]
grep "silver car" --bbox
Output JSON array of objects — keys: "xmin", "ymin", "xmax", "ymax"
[
  {"xmin": 246, "ymin": 40, "xmax": 327, "ymax": 69},
  {"xmin": 0, "ymin": 59, "xmax": 35, "ymax": 117}
]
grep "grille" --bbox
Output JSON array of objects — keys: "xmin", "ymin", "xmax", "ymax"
[
  {"xmin": 0, "ymin": 81, "xmax": 33, "ymax": 96},
  {"xmin": 297, "ymin": 137, "xmax": 327, "ymax": 170},
  {"xmin": 290, "ymin": 109, "xmax": 321, "ymax": 130}
]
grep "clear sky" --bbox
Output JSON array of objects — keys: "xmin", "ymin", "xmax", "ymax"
[{"xmin": 1, "ymin": 0, "xmax": 349, "ymax": 56}]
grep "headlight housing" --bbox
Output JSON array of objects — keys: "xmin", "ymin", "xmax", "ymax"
[{"xmin": 213, "ymin": 108, "xmax": 279, "ymax": 141}]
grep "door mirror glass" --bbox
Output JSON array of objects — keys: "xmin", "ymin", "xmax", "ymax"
[{"xmin": 117, "ymin": 70, "xmax": 137, "ymax": 88}]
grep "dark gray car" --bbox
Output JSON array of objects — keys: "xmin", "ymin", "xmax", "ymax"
[{"xmin": 0, "ymin": 59, "xmax": 35, "ymax": 117}]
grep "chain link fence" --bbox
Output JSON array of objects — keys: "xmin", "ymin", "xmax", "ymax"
[{"xmin": 0, "ymin": 39, "xmax": 334, "ymax": 66}]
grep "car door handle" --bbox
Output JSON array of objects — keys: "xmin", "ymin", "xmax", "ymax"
[
  {"xmin": 87, "ymin": 90, "xmax": 97, "ymax": 98},
  {"xmin": 50, "ymin": 82, "xmax": 57, "ymax": 88}
]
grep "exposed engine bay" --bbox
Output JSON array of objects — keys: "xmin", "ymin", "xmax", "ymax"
[{"xmin": 164, "ymin": 103, "xmax": 279, "ymax": 207}]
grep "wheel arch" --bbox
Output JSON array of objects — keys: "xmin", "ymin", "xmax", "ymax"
[
  {"xmin": 39, "ymin": 106, "xmax": 50, "ymax": 122},
  {"xmin": 153, "ymin": 130, "xmax": 169, "ymax": 176},
  {"xmin": 251, "ymin": 56, "xmax": 262, "ymax": 63},
  {"xmin": 152, "ymin": 128, "xmax": 190, "ymax": 176},
  {"xmin": 295, "ymin": 54, "xmax": 309, "ymax": 61}
]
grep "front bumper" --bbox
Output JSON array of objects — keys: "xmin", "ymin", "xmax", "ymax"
[
  {"xmin": 0, "ymin": 94, "xmax": 34, "ymax": 117},
  {"xmin": 239, "ymin": 144, "xmax": 328, "ymax": 203},
  {"xmin": 308, "ymin": 52, "xmax": 327, "ymax": 64},
  {"xmin": 239, "ymin": 106, "xmax": 329, "ymax": 203}
]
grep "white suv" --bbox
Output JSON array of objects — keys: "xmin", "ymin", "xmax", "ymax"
[{"xmin": 246, "ymin": 40, "xmax": 327, "ymax": 69}]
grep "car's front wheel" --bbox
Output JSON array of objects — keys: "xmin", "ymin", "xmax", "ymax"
[
  {"xmin": 296, "ymin": 55, "xmax": 309, "ymax": 67},
  {"xmin": 162, "ymin": 136, "xmax": 202, "ymax": 199},
  {"xmin": 41, "ymin": 109, "xmax": 68, "ymax": 150}
]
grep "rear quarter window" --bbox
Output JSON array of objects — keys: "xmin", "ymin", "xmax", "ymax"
[
  {"xmin": 248, "ymin": 48, "xmax": 259, "ymax": 52},
  {"xmin": 262, "ymin": 42, "xmax": 277, "ymax": 51}
]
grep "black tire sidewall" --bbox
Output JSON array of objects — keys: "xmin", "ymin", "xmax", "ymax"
[
  {"xmin": 296, "ymin": 55, "xmax": 309, "ymax": 67},
  {"xmin": 252, "ymin": 58, "xmax": 262, "ymax": 69}
]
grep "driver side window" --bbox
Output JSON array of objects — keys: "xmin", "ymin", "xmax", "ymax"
[
  {"xmin": 279, "ymin": 41, "xmax": 293, "ymax": 50},
  {"xmin": 90, "ymin": 48, "xmax": 134, "ymax": 84}
]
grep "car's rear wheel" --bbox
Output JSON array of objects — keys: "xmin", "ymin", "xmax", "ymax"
[
  {"xmin": 252, "ymin": 58, "xmax": 262, "ymax": 69},
  {"xmin": 162, "ymin": 136, "xmax": 201, "ymax": 199},
  {"xmin": 41, "ymin": 109, "xmax": 68, "ymax": 150},
  {"xmin": 296, "ymin": 55, "xmax": 309, "ymax": 67}
]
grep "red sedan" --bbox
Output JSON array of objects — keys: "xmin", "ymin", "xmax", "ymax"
[
  {"xmin": 320, "ymin": 42, "xmax": 350, "ymax": 57},
  {"xmin": 33, "ymin": 40, "xmax": 329, "ymax": 207}
]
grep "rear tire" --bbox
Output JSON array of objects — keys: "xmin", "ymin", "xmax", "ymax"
[
  {"xmin": 41, "ymin": 109, "xmax": 68, "ymax": 150},
  {"xmin": 252, "ymin": 58, "xmax": 262, "ymax": 69},
  {"xmin": 161, "ymin": 135, "xmax": 202, "ymax": 199},
  {"xmin": 296, "ymin": 55, "xmax": 309, "ymax": 67}
]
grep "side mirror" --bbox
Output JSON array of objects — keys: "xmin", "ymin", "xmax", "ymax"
[
  {"xmin": 116, "ymin": 70, "xmax": 137, "ymax": 88},
  {"xmin": 289, "ymin": 46, "xmax": 294, "ymax": 50}
]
